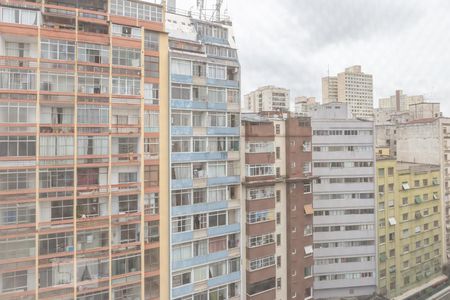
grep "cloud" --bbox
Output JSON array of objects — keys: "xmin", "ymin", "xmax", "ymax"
[{"xmin": 174, "ymin": 0, "xmax": 450, "ymax": 115}]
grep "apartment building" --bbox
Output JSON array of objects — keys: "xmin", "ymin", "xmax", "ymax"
[
  {"xmin": 311, "ymin": 102, "xmax": 376, "ymax": 299},
  {"xmin": 0, "ymin": 0, "xmax": 168, "ymax": 299},
  {"xmin": 244, "ymin": 86, "xmax": 290, "ymax": 113},
  {"xmin": 374, "ymin": 100, "xmax": 450, "ymax": 260},
  {"xmin": 294, "ymin": 96, "xmax": 319, "ymax": 115},
  {"xmin": 241, "ymin": 113, "xmax": 314, "ymax": 300},
  {"xmin": 322, "ymin": 65, "xmax": 373, "ymax": 119},
  {"xmin": 376, "ymin": 158, "xmax": 444, "ymax": 299},
  {"xmin": 321, "ymin": 76, "xmax": 338, "ymax": 103},
  {"xmin": 379, "ymin": 90, "xmax": 424, "ymax": 112},
  {"xmin": 166, "ymin": 8, "xmax": 242, "ymax": 300}
]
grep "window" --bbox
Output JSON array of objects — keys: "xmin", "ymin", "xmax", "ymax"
[
  {"xmin": 144, "ymin": 56, "xmax": 159, "ymax": 78},
  {"xmin": 51, "ymin": 200, "xmax": 73, "ymax": 221},
  {"xmin": 208, "ymin": 162, "xmax": 226, "ymax": 178},
  {"xmin": 193, "ymin": 240, "xmax": 207, "ymax": 257},
  {"xmin": 304, "ymin": 224, "xmax": 312, "ymax": 236},
  {"xmin": 248, "ymin": 233, "xmax": 274, "ymax": 248},
  {"xmin": 112, "ymin": 46, "xmax": 140, "ymax": 67},
  {"xmin": 77, "ymin": 198, "xmax": 100, "ymax": 218},
  {"xmin": 118, "ymin": 172, "xmax": 137, "ymax": 184},
  {"xmin": 78, "ymin": 42, "xmax": 109, "ymax": 64},
  {"xmin": 146, "ymin": 221, "xmax": 159, "ymax": 242},
  {"xmin": 0, "ymin": 102, "xmax": 35, "ymax": 123},
  {"xmin": 249, "ymin": 256, "xmax": 275, "ymax": 271},
  {"xmin": 2, "ymin": 66, "xmax": 34, "ymax": 90},
  {"xmin": 304, "ymin": 266, "xmax": 312, "ymax": 278},
  {"xmin": 172, "ymin": 216, "xmax": 191, "ymax": 233},
  {"xmin": 209, "ymin": 261, "xmax": 226, "ymax": 278},
  {"xmin": 120, "ymin": 224, "xmax": 138, "ymax": 243},
  {"xmin": 209, "ymin": 236, "xmax": 227, "ymax": 253},
  {"xmin": 0, "ymin": 136, "xmax": 36, "ymax": 157},
  {"xmin": 247, "ymin": 210, "xmax": 272, "ymax": 224},
  {"xmin": 40, "ymin": 168, "xmax": 74, "ymax": 188},
  {"xmin": 2, "ymin": 271, "xmax": 27, "ymax": 292},
  {"xmin": 209, "ymin": 211, "xmax": 227, "ymax": 227},
  {"xmin": 144, "ymin": 83, "xmax": 159, "ymax": 105},
  {"xmin": 118, "ymin": 195, "xmax": 138, "ymax": 213},
  {"xmin": 208, "ymin": 186, "xmax": 227, "ymax": 202},
  {"xmin": 112, "ymin": 76, "xmax": 140, "ymax": 95},
  {"xmin": 173, "ymin": 243, "xmax": 192, "ymax": 261},
  {"xmin": 171, "ymin": 59, "xmax": 192, "ymax": 76},
  {"xmin": 144, "ymin": 30, "xmax": 159, "ymax": 51},
  {"xmin": 207, "ymin": 64, "xmax": 226, "ymax": 80},
  {"xmin": 40, "ymin": 72, "xmax": 74, "ymax": 92},
  {"xmin": 246, "ymin": 164, "xmax": 274, "ymax": 177},
  {"xmin": 172, "ymin": 164, "xmax": 191, "ymax": 180},
  {"xmin": 111, "ymin": 23, "xmax": 141, "ymax": 39},
  {"xmin": 208, "ymin": 137, "xmax": 226, "ymax": 152},
  {"xmin": 193, "ymin": 213, "xmax": 207, "ymax": 230},
  {"xmin": 275, "ymin": 124, "xmax": 280, "ymax": 134},
  {"xmin": 247, "ymin": 277, "xmax": 276, "ymax": 295},
  {"xmin": 41, "ymin": 39, "xmax": 74, "ymax": 60},
  {"xmin": 209, "ymin": 87, "xmax": 226, "ymax": 103},
  {"xmin": 78, "ymin": 105, "xmax": 109, "ymax": 124},
  {"xmin": 110, "ymin": 0, "xmax": 162, "ymax": 22},
  {"xmin": 173, "ymin": 271, "xmax": 191, "ymax": 287},
  {"xmin": 39, "ymin": 232, "xmax": 73, "ymax": 255},
  {"xmin": 171, "ymin": 83, "xmax": 191, "ymax": 100},
  {"xmin": 208, "ymin": 112, "xmax": 226, "ymax": 127},
  {"xmin": 5, "ymin": 41, "xmax": 30, "ymax": 57}
]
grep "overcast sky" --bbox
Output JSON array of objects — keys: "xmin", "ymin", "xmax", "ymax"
[{"xmin": 176, "ymin": 0, "xmax": 450, "ymax": 114}]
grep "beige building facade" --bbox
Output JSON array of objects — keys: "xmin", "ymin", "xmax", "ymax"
[{"xmin": 322, "ymin": 65, "xmax": 373, "ymax": 119}]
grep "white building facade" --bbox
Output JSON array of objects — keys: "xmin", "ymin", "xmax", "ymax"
[{"xmin": 311, "ymin": 103, "xmax": 377, "ymax": 299}]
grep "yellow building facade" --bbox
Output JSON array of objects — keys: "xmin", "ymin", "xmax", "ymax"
[{"xmin": 376, "ymin": 158, "xmax": 443, "ymax": 298}]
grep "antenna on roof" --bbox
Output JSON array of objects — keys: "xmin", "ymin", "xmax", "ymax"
[{"xmin": 197, "ymin": 0, "xmax": 205, "ymax": 20}]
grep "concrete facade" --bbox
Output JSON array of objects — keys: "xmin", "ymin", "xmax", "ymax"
[
  {"xmin": 311, "ymin": 102, "xmax": 376, "ymax": 299},
  {"xmin": 0, "ymin": 0, "xmax": 169, "ymax": 299},
  {"xmin": 379, "ymin": 90, "xmax": 424, "ymax": 112},
  {"xmin": 241, "ymin": 113, "xmax": 314, "ymax": 300},
  {"xmin": 322, "ymin": 66, "xmax": 373, "ymax": 119},
  {"xmin": 244, "ymin": 86, "xmax": 290, "ymax": 113},
  {"xmin": 294, "ymin": 96, "xmax": 319, "ymax": 115},
  {"xmin": 166, "ymin": 9, "xmax": 242, "ymax": 300},
  {"xmin": 376, "ymin": 159, "xmax": 443, "ymax": 299}
]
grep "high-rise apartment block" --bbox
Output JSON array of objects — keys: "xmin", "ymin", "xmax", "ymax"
[
  {"xmin": 321, "ymin": 76, "xmax": 338, "ymax": 103},
  {"xmin": 376, "ymin": 158, "xmax": 444, "ymax": 299},
  {"xmin": 294, "ymin": 96, "xmax": 319, "ymax": 115},
  {"xmin": 379, "ymin": 90, "xmax": 424, "ymax": 112},
  {"xmin": 311, "ymin": 102, "xmax": 376, "ymax": 299},
  {"xmin": 374, "ymin": 97, "xmax": 450, "ymax": 259},
  {"xmin": 166, "ymin": 8, "xmax": 242, "ymax": 300},
  {"xmin": 241, "ymin": 113, "xmax": 314, "ymax": 300},
  {"xmin": 244, "ymin": 86, "xmax": 289, "ymax": 113},
  {"xmin": 322, "ymin": 65, "xmax": 373, "ymax": 119},
  {"xmin": 0, "ymin": 0, "xmax": 168, "ymax": 299}
]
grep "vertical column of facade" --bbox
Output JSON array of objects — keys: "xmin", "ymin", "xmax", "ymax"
[
  {"xmin": 0, "ymin": 3, "xmax": 39, "ymax": 299},
  {"xmin": 0, "ymin": 0, "xmax": 167, "ymax": 299},
  {"xmin": 242, "ymin": 117, "xmax": 278, "ymax": 300},
  {"xmin": 167, "ymin": 12, "xmax": 241, "ymax": 300},
  {"xmin": 311, "ymin": 104, "xmax": 376, "ymax": 299},
  {"xmin": 284, "ymin": 116, "xmax": 314, "ymax": 300}
]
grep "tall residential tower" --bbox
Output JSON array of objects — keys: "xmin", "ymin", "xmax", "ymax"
[
  {"xmin": 322, "ymin": 65, "xmax": 373, "ymax": 119},
  {"xmin": 241, "ymin": 113, "xmax": 314, "ymax": 300},
  {"xmin": 0, "ymin": 0, "xmax": 169, "ymax": 299},
  {"xmin": 311, "ymin": 102, "xmax": 376, "ymax": 299},
  {"xmin": 166, "ymin": 8, "xmax": 242, "ymax": 300}
]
